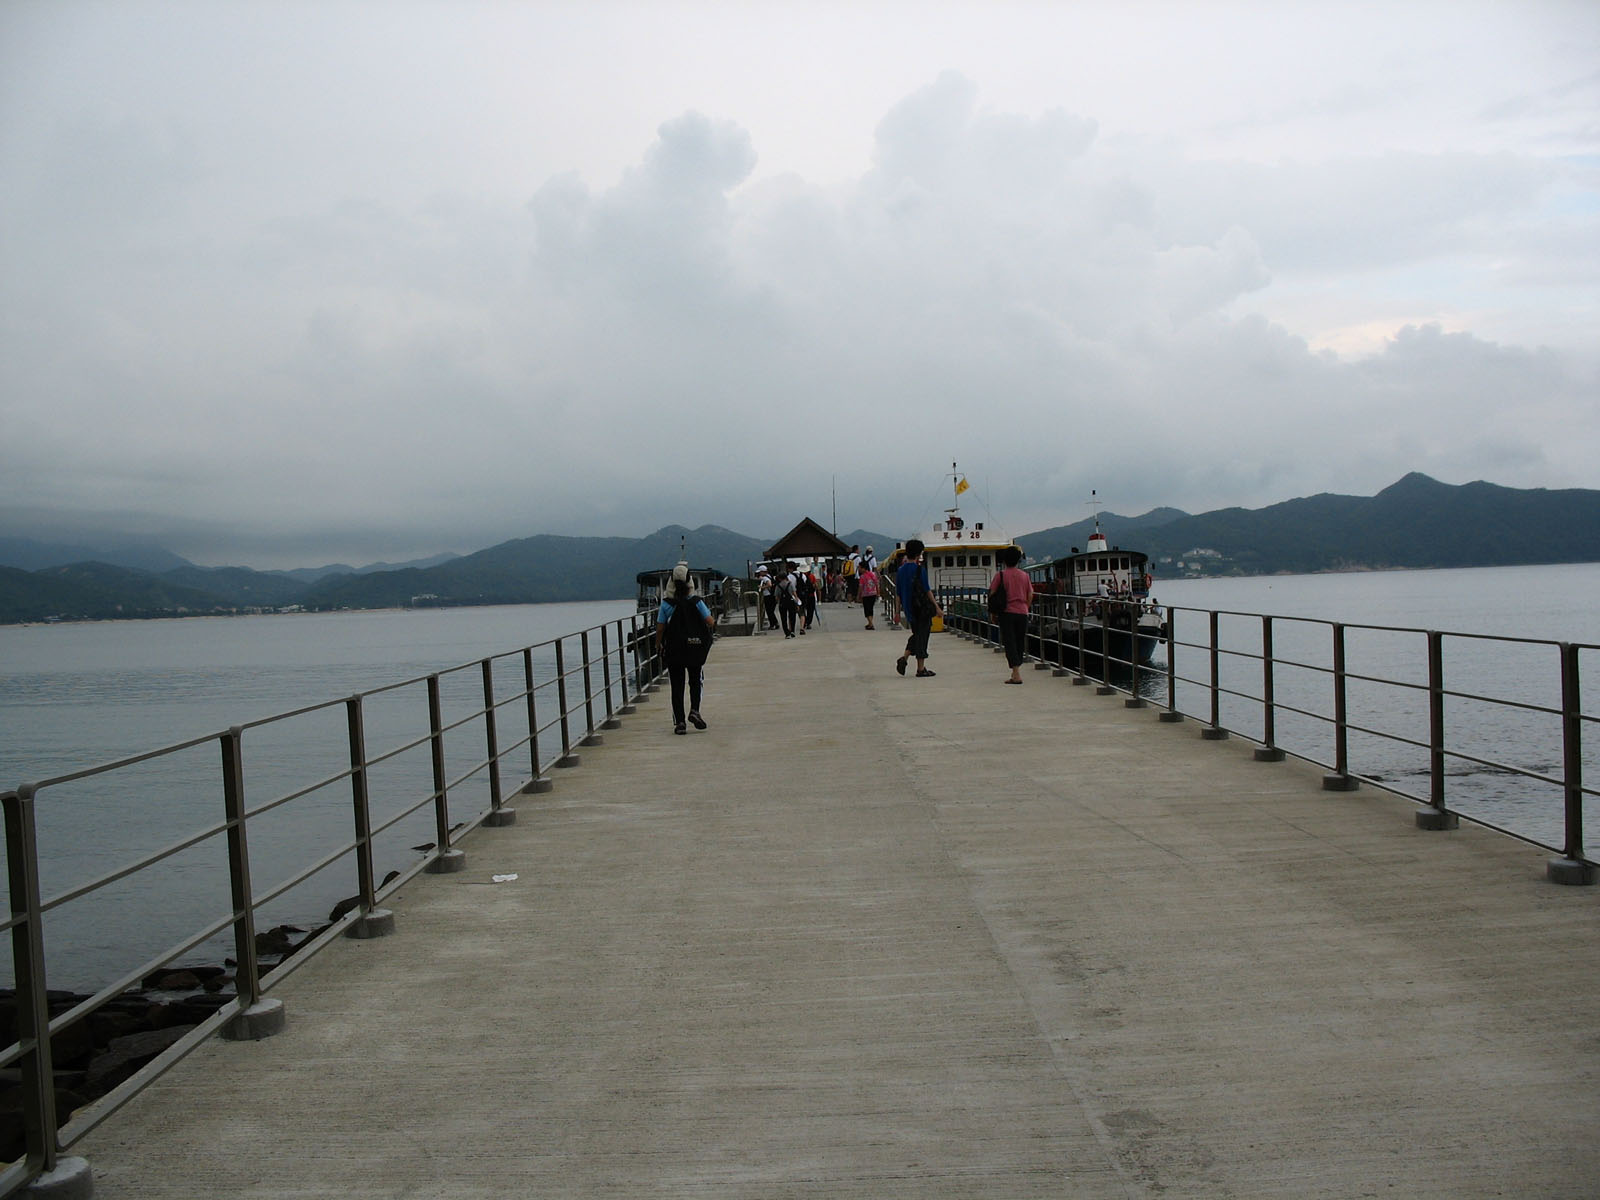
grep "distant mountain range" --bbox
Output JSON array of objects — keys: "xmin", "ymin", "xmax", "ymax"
[
  {"xmin": 2, "ymin": 474, "xmax": 1596, "ymax": 623},
  {"xmin": 1017, "ymin": 473, "xmax": 1600, "ymax": 576}
]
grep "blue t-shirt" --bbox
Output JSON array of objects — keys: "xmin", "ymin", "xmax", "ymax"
[
  {"xmin": 657, "ymin": 597, "xmax": 712, "ymax": 627},
  {"xmin": 896, "ymin": 559, "xmax": 929, "ymax": 609}
]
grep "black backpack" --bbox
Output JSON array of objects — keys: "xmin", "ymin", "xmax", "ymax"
[{"xmin": 664, "ymin": 598, "xmax": 712, "ymax": 667}]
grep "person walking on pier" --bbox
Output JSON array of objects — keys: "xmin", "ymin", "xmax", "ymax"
[
  {"xmin": 777, "ymin": 564, "xmax": 801, "ymax": 638},
  {"xmin": 657, "ymin": 563, "xmax": 715, "ymax": 734},
  {"xmin": 895, "ymin": 539, "xmax": 941, "ymax": 678},
  {"xmin": 858, "ymin": 556, "xmax": 880, "ymax": 629},
  {"xmin": 757, "ymin": 566, "xmax": 778, "ymax": 630},
  {"xmin": 990, "ymin": 545, "xmax": 1034, "ymax": 684}
]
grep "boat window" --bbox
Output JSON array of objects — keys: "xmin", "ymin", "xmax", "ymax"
[
  {"xmin": 981, "ymin": 554, "xmax": 991, "ymax": 566},
  {"xmin": 956, "ymin": 555, "xmax": 966, "ymax": 568}
]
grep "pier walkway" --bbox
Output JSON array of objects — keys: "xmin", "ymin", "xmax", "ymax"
[{"xmin": 77, "ymin": 609, "xmax": 1599, "ymax": 1197}]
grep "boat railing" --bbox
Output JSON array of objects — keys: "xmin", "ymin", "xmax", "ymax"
[
  {"xmin": 943, "ymin": 587, "xmax": 1596, "ymax": 887},
  {"xmin": 0, "ymin": 612, "xmax": 665, "ymax": 1197}
]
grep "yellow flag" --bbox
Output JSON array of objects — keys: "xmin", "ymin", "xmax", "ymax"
[{"xmin": 955, "ymin": 476, "xmax": 970, "ymax": 495}]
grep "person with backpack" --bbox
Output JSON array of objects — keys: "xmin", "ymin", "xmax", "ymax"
[
  {"xmin": 656, "ymin": 563, "xmax": 716, "ymax": 734},
  {"xmin": 797, "ymin": 569, "xmax": 817, "ymax": 631},
  {"xmin": 777, "ymin": 564, "xmax": 801, "ymax": 638},
  {"xmin": 895, "ymin": 539, "xmax": 942, "ymax": 678}
]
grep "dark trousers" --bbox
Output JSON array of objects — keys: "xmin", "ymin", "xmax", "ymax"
[
  {"xmin": 667, "ymin": 663, "xmax": 702, "ymax": 723},
  {"xmin": 763, "ymin": 596, "xmax": 779, "ymax": 628},
  {"xmin": 904, "ymin": 614, "xmax": 932, "ymax": 660},
  {"xmin": 999, "ymin": 611, "xmax": 1028, "ymax": 667},
  {"xmin": 780, "ymin": 600, "xmax": 797, "ymax": 635}
]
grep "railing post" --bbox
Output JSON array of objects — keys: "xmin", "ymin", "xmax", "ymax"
[
  {"xmin": 1073, "ymin": 598, "xmax": 1091, "ymax": 685},
  {"xmin": 219, "ymin": 728, "xmax": 287, "ymax": 1038},
  {"xmin": 1095, "ymin": 600, "xmax": 1119, "ymax": 695},
  {"xmin": 425, "ymin": 674, "xmax": 468, "ymax": 870},
  {"xmin": 482, "ymin": 659, "xmax": 516, "ymax": 827},
  {"xmin": 554, "ymin": 639, "xmax": 580, "ymax": 768},
  {"xmin": 1202, "ymin": 610, "xmax": 1229, "ymax": 739},
  {"xmin": 1254, "ymin": 615, "xmax": 1284, "ymax": 759},
  {"xmin": 613, "ymin": 619, "xmax": 637, "ymax": 715},
  {"xmin": 522, "ymin": 647, "xmax": 552, "ymax": 794},
  {"xmin": 344, "ymin": 696, "xmax": 396, "ymax": 935},
  {"xmin": 1159, "ymin": 607, "xmax": 1183, "ymax": 722},
  {"xmin": 1548, "ymin": 643, "xmax": 1595, "ymax": 884},
  {"xmin": 631, "ymin": 615, "xmax": 653, "ymax": 701},
  {"xmin": 1416, "ymin": 631, "xmax": 1458, "ymax": 830},
  {"xmin": 5, "ymin": 785, "xmax": 61, "ymax": 1179},
  {"xmin": 579, "ymin": 630, "xmax": 603, "ymax": 746},
  {"xmin": 1125, "ymin": 602, "xmax": 1147, "ymax": 708},
  {"xmin": 600, "ymin": 626, "xmax": 623, "ymax": 730},
  {"xmin": 1323, "ymin": 623, "xmax": 1358, "ymax": 790}
]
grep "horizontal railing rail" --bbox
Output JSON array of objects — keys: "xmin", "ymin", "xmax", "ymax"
[
  {"xmin": 944, "ymin": 587, "xmax": 1596, "ymax": 886},
  {"xmin": 0, "ymin": 612, "xmax": 663, "ymax": 1196}
]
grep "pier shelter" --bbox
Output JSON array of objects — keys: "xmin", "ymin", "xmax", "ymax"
[
  {"xmin": 763, "ymin": 516, "xmax": 849, "ymax": 565},
  {"xmin": 72, "ymin": 613, "xmax": 1600, "ymax": 1198}
]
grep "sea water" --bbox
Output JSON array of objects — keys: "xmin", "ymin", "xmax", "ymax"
[{"xmin": 2, "ymin": 569, "xmax": 1596, "ymax": 991}]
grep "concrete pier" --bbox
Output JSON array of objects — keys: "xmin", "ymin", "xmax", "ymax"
[{"xmin": 77, "ymin": 609, "xmax": 1600, "ymax": 1197}]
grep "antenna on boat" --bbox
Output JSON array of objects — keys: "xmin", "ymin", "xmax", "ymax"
[{"xmin": 1088, "ymin": 488, "xmax": 1102, "ymax": 534}]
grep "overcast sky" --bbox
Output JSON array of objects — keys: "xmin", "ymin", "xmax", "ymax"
[{"xmin": 2, "ymin": 0, "xmax": 1596, "ymax": 569}]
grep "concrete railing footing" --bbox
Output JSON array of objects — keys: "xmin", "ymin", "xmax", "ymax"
[
  {"xmin": 427, "ymin": 848, "xmax": 468, "ymax": 873},
  {"xmin": 222, "ymin": 998, "xmax": 286, "ymax": 1041},
  {"xmin": 1547, "ymin": 857, "xmax": 1596, "ymax": 886},
  {"xmin": 22, "ymin": 1156, "xmax": 92, "ymax": 1200},
  {"xmin": 345, "ymin": 908, "xmax": 396, "ymax": 938}
]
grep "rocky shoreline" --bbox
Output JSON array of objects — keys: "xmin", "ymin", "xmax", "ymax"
[{"xmin": 0, "ymin": 922, "xmax": 321, "ymax": 1162}]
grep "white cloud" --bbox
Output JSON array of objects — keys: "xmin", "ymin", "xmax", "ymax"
[{"xmin": 0, "ymin": 2, "xmax": 1595, "ymax": 567}]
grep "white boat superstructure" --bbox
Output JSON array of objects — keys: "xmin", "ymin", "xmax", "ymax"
[{"xmin": 917, "ymin": 464, "xmax": 1018, "ymax": 596}]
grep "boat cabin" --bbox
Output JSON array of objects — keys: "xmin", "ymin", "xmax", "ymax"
[
  {"xmin": 636, "ymin": 565, "xmax": 728, "ymax": 614},
  {"xmin": 1029, "ymin": 532, "xmax": 1151, "ymax": 600}
]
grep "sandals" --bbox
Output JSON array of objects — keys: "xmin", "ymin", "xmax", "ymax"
[{"xmin": 916, "ymin": 669, "xmax": 937, "ymax": 677}]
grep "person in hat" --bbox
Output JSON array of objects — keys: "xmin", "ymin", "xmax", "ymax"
[
  {"xmin": 756, "ymin": 565, "xmax": 778, "ymax": 629},
  {"xmin": 656, "ymin": 563, "xmax": 715, "ymax": 734}
]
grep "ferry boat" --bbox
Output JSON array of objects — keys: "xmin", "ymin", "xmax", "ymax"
[
  {"xmin": 1026, "ymin": 501, "xmax": 1165, "ymax": 667},
  {"xmin": 908, "ymin": 464, "xmax": 1019, "ymax": 605},
  {"xmin": 634, "ymin": 563, "xmax": 729, "ymax": 615}
]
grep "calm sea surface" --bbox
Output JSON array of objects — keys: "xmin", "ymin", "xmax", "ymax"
[{"xmin": 2, "ymin": 568, "xmax": 1596, "ymax": 991}]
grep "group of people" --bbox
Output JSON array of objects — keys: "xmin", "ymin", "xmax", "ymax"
[
  {"xmin": 889, "ymin": 539, "xmax": 1032, "ymax": 684},
  {"xmin": 656, "ymin": 539, "xmax": 1038, "ymax": 736},
  {"xmin": 755, "ymin": 562, "xmax": 820, "ymax": 637}
]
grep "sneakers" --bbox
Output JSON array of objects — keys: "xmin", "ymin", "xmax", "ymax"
[
  {"xmin": 673, "ymin": 721, "xmax": 687, "ymax": 735},
  {"xmin": 687, "ymin": 711, "xmax": 706, "ymax": 730}
]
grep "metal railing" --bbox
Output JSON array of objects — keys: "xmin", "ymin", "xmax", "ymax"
[
  {"xmin": 944, "ymin": 589, "xmax": 1596, "ymax": 884},
  {"xmin": 0, "ymin": 613, "xmax": 663, "ymax": 1196}
]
